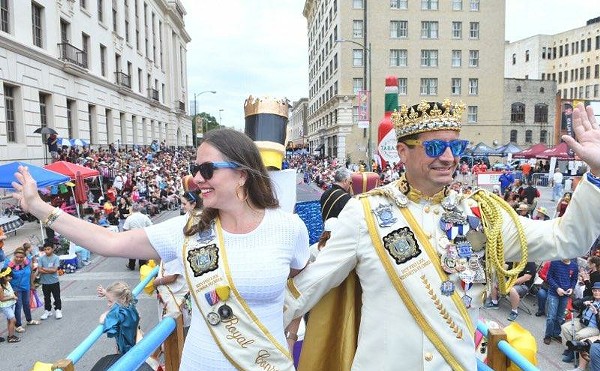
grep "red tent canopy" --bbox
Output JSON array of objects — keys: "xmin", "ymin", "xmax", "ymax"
[
  {"xmin": 512, "ymin": 143, "xmax": 548, "ymax": 159},
  {"xmin": 535, "ymin": 142, "xmax": 574, "ymax": 160},
  {"xmin": 44, "ymin": 161, "xmax": 100, "ymax": 179}
]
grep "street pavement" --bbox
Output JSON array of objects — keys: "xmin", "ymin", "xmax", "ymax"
[{"xmin": 0, "ymin": 176, "xmax": 579, "ymax": 369}]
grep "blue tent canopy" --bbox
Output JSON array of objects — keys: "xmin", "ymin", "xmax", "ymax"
[{"xmin": 0, "ymin": 161, "xmax": 70, "ymax": 189}]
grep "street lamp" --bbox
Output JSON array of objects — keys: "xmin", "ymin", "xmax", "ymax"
[
  {"xmin": 218, "ymin": 109, "xmax": 224, "ymax": 127},
  {"xmin": 336, "ymin": 38, "xmax": 372, "ymax": 169},
  {"xmin": 193, "ymin": 90, "xmax": 216, "ymax": 146}
]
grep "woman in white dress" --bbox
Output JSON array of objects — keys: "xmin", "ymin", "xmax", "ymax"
[{"xmin": 11, "ymin": 128, "xmax": 309, "ymax": 370}]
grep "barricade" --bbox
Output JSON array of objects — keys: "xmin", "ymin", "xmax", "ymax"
[
  {"xmin": 476, "ymin": 321, "xmax": 540, "ymax": 371},
  {"xmin": 531, "ymin": 173, "xmax": 548, "ymax": 187}
]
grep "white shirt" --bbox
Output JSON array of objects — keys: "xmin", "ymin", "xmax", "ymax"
[
  {"xmin": 123, "ymin": 212, "xmax": 152, "ymax": 230},
  {"xmin": 553, "ymin": 171, "xmax": 564, "ymax": 186},
  {"xmin": 145, "ymin": 208, "xmax": 309, "ymax": 370}
]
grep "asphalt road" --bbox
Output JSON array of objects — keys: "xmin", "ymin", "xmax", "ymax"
[{"xmin": 0, "ymin": 176, "xmax": 579, "ymax": 370}]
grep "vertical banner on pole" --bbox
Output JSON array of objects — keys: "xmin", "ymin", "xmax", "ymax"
[{"xmin": 357, "ymin": 90, "xmax": 370, "ymax": 129}]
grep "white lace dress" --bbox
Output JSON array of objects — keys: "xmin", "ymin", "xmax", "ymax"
[{"xmin": 145, "ymin": 208, "xmax": 309, "ymax": 370}]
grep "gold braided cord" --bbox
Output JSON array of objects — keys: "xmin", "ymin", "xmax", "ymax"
[{"xmin": 471, "ymin": 190, "xmax": 529, "ymax": 295}]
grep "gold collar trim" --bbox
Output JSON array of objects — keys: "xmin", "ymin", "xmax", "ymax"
[{"xmin": 398, "ymin": 175, "xmax": 448, "ymax": 204}]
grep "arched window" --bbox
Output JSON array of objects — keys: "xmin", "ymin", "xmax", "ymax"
[
  {"xmin": 525, "ymin": 130, "xmax": 532, "ymax": 143},
  {"xmin": 540, "ymin": 130, "xmax": 547, "ymax": 143},
  {"xmin": 510, "ymin": 130, "xmax": 517, "ymax": 142},
  {"xmin": 540, "ymin": 87, "xmax": 545, "ymax": 93},
  {"xmin": 511, "ymin": 102, "xmax": 525, "ymax": 122},
  {"xmin": 534, "ymin": 103, "xmax": 548, "ymax": 123},
  {"xmin": 512, "ymin": 53, "xmax": 516, "ymax": 65},
  {"xmin": 516, "ymin": 85, "xmax": 522, "ymax": 92}
]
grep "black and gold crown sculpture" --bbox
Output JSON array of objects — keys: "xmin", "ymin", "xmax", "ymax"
[
  {"xmin": 244, "ymin": 96, "xmax": 289, "ymax": 170},
  {"xmin": 391, "ymin": 99, "xmax": 465, "ymax": 140}
]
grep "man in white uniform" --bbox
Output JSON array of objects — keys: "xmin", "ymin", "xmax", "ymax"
[
  {"xmin": 284, "ymin": 100, "xmax": 600, "ymax": 370},
  {"xmin": 552, "ymin": 167, "xmax": 565, "ymax": 201}
]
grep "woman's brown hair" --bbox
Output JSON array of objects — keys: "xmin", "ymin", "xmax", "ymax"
[{"xmin": 184, "ymin": 128, "xmax": 279, "ymax": 236}]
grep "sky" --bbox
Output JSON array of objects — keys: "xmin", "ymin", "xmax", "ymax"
[{"xmin": 180, "ymin": 0, "xmax": 600, "ymax": 131}]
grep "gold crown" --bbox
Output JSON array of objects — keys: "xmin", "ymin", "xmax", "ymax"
[
  {"xmin": 243, "ymin": 96, "xmax": 289, "ymax": 118},
  {"xmin": 391, "ymin": 99, "xmax": 465, "ymax": 139}
]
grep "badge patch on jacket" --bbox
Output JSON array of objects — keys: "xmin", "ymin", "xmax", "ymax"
[
  {"xmin": 187, "ymin": 244, "xmax": 219, "ymax": 277},
  {"xmin": 383, "ymin": 227, "xmax": 421, "ymax": 264}
]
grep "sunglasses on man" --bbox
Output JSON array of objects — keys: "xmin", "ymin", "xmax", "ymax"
[
  {"xmin": 190, "ymin": 161, "xmax": 240, "ymax": 180},
  {"xmin": 404, "ymin": 139, "xmax": 469, "ymax": 158}
]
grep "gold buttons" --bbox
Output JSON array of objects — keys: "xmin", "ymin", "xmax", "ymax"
[
  {"xmin": 424, "ymin": 352, "xmax": 433, "ymax": 362},
  {"xmin": 424, "ymin": 206, "xmax": 431, "ymax": 213}
]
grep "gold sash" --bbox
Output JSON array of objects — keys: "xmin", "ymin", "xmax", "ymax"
[
  {"xmin": 183, "ymin": 218, "xmax": 294, "ymax": 371},
  {"xmin": 361, "ymin": 197, "xmax": 474, "ymax": 371}
]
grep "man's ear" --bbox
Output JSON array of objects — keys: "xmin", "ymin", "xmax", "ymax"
[{"xmin": 397, "ymin": 142, "xmax": 408, "ymax": 164}]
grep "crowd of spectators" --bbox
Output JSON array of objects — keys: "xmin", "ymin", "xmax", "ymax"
[{"xmin": 41, "ymin": 140, "xmax": 195, "ymax": 246}]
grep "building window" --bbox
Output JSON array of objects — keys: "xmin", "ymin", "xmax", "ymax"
[
  {"xmin": 452, "ymin": 0, "xmax": 462, "ymax": 10},
  {"xmin": 4, "ymin": 85, "xmax": 15, "ymax": 142},
  {"xmin": 81, "ymin": 33, "xmax": 89, "ymax": 68},
  {"xmin": 353, "ymin": 78, "xmax": 363, "ymax": 94},
  {"xmin": 420, "ymin": 78, "xmax": 438, "ymax": 95},
  {"xmin": 467, "ymin": 106, "xmax": 478, "ymax": 123},
  {"xmin": 512, "ymin": 53, "xmax": 516, "ymax": 65},
  {"xmin": 421, "ymin": 0, "xmax": 438, "ymax": 10},
  {"xmin": 469, "ymin": 22, "xmax": 479, "ymax": 39},
  {"xmin": 511, "ymin": 103, "xmax": 525, "ymax": 122},
  {"xmin": 352, "ymin": 49, "xmax": 363, "ymax": 67},
  {"xmin": 540, "ymin": 130, "xmax": 547, "ymax": 143},
  {"xmin": 525, "ymin": 130, "xmax": 532, "ymax": 143},
  {"xmin": 39, "ymin": 92, "xmax": 48, "ymax": 128},
  {"xmin": 421, "ymin": 21, "xmax": 438, "ymax": 39},
  {"xmin": 353, "ymin": 0, "xmax": 363, "ymax": 9},
  {"xmin": 80, "ymin": 0, "xmax": 86, "ymax": 9},
  {"xmin": 31, "ymin": 2, "xmax": 43, "ymax": 47},
  {"xmin": 470, "ymin": 0, "xmax": 480, "ymax": 11},
  {"xmin": 390, "ymin": 49, "xmax": 407, "ymax": 67},
  {"xmin": 534, "ymin": 103, "xmax": 548, "ymax": 123},
  {"xmin": 100, "ymin": 44, "xmax": 106, "ymax": 77},
  {"xmin": 112, "ymin": 0, "xmax": 117, "ymax": 32},
  {"xmin": 525, "ymin": 50, "xmax": 530, "ymax": 62},
  {"xmin": 352, "ymin": 106, "xmax": 358, "ymax": 124},
  {"xmin": 468, "ymin": 79, "xmax": 478, "ymax": 95},
  {"xmin": 353, "ymin": 20, "xmax": 363, "ymax": 38},
  {"xmin": 510, "ymin": 130, "xmax": 517, "ymax": 142},
  {"xmin": 451, "ymin": 78, "xmax": 461, "ymax": 95},
  {"xmin": 469, "ymin": 50, "xmax": 479, "ymax": 67},
  {"xmin": 1, "ymin": 0, "xmax": 10, "ymax": 33},
  {"xmin": 421, "ymin": 49, "xmax": 438, "ymax": 67},
  {"xmin": 452, "ymin": 22, "xmax": 462, "ymax": 39},
  {"xmin": 586, "ymin": 85, "xmax": 591, "ymax": 98},
  {"xmin": 398, "ymin": 78, "xmax": 407, "ymax": 95},
  {"xmin": 516, "ymin": 85, "xmax": 521, "ymax": 92},
  {"xmin": 452, "ymin": 50, "xmax": 461, "ymax": 67},
  {"xmin": 391, "ymin": 0, "xmax": 408, "ymax": 9},
  {"xmin": 390, "ymin": 20, "xmax": 407, "ymax": 38},
  {"xmin": 595, "ymin": 84, "xmax": 599, "ymax": 98},
  {"xmin": 98, "ymin": 0, "xmax": 103, "ymax": 23},
  {"xmin": 540, "ymin": 87, "xmax": 545, "ymax": 93},
  {"xmin": 66, "ymin": 99, "xmax": 75, "ymax": 139}
]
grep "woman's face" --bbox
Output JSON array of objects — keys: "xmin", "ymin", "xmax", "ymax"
[
  {"xmin": 180, "ymin": 198, "xmax": 196, "ymax": 213},
  {"xmin": 13, "ymin": 253, "xmax": 25, "ymax": 265},
  {"xmin": 564, "ymin": 193, "xmax": 572, "ymax": 202},
  {"xmin": 193, "ymin": 143, "xmax": 244, "ymax": 211}
]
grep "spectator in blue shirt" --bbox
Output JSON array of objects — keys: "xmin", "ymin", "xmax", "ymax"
[
  {"xmin": 498, "ymin": 167, "xmax": 515, "ymax": 195},
  {"xmin": 544, "ymin": 259, "xmax": 579, "ymax": 345}
]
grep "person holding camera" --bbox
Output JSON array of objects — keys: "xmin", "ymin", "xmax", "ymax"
[{"xmin": 561, "ymin": 282, "xmax": 600, "ymax": 364}]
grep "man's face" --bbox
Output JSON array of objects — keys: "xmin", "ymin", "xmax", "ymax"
[{"xmin": 397, "ymin": 130, "xmax": 461, "ymax": 195}]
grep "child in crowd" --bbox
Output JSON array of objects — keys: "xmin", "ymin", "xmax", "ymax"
[
  {"xmin": 0, "ymin": 267, "xmax": 20, "ymax": 343},
  {"xmin": 97, "ymin": 281, "xmax": 140, "ymax": 355},
  {"xmin": 38, "ymin": 242, "xmax": 62, "ymax": 320}
]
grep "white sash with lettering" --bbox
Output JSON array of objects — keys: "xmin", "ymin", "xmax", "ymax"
[{"xmin": 183, "ymin": 218, "xmax": 294, "ymax": 371}]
